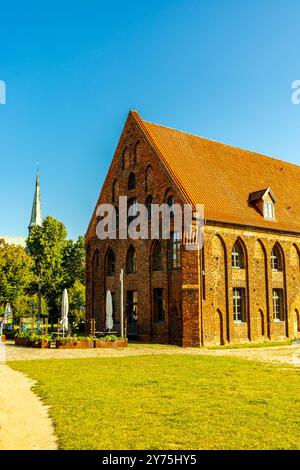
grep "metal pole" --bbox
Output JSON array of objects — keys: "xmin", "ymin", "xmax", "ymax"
[
  {"xmin": 38, "ymin": 282, "xmax": 42, "ymax": 321},
  {"xmin": 120, "ymin": 268, "xmax": 124, "ymax": 338}
]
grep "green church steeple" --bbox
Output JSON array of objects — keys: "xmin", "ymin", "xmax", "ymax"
[{"xmin": 29, "ymin": 168, "xmax": 42, "ymax": 233}]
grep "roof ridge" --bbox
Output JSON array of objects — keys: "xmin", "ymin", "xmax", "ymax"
[{"xmin": 141, "ymin": 117, "xmax": 300, "ymax": 171}]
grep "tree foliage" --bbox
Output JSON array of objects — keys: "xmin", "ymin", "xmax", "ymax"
[
  {"xmin": 0, "ymin": 239, "xmax": 34, "ymax": 315},
  {"xmin": 26, "ymin": 216, "xmax": 85, "ymax": 321}
]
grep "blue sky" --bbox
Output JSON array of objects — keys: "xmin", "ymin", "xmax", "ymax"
[{"xmin": 1, "ymin": 0, "xmax": 300, "ymax": 240}]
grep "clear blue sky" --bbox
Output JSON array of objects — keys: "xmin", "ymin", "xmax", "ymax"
[{"xmin": 1, "ymin": 0, "xmax": 300, "ymax": 240}]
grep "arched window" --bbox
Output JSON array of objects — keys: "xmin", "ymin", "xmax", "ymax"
[
  {"xmin": 167, "ymin": 194, "xmax": 175, "ymax": 218},
  {"xmin": 290, "ymin": 244, "xmax": 300, "ymax": 270},
  {"xmin": 115, "ymin": 206, "xmax": 119, "ymax": 233},
  {"xmin": 145, "ymin": 195, "xmax": 153, "ymax": 221},
  {"xmin": 145, "ymin": 165, "xmax": 153, "ymax": 191},
  {"xmin": 294, "ymin": 310, "xmax": 300, "ymax": 334},
  {"xmin": 152, "ymin": 241, "xmax": 162, "ymax": 271},
  {"xmin": 112, "ymin": 179, "xmax": 119, "ymax": 203},
  {"xmin": 106, "ymin": 249, "xmax": 115, "ymax": 276},
  {"xmin": 271, "ymin": 244, "xmax": 283, "ymax": 271},
  {"xmin": 122, "ymin": 147, "xmax": 129, "ymax": 170},
  {"xmin": 231, "ymin": 240, "xmax": 245, "ymax": 268},
  {"xmin": 127, "ymin": 246, "xmax": 137, "ymax": 273},
  {"xmin": 134, "ymin": 141, "xmax": 141, "ymax": 164},
  {"xmin": 92, "ymin": 249, "xmax": 99, "ymax": 269},
  {"xmin": 128, "ymin": 172, "xmax": 136, "ymax": 190}
]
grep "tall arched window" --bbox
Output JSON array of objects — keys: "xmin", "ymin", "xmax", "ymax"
[
  {"xmin": 231, "ymin": 240, "xmax": 245, "ymax": 268},
  {"xmin": 122, "ymin": 147, "xmax": 129, "ymax": 170},
  {"xmin": 290, "ymin": 244, "xmax": 300, "ymax": 270},
  {"xmin": 134, "ymin": 141, "xmax": 141, "ymax": 164},
  {"xmin": 152, "ymin": 240, "xmax": 162, "ymax": 271},
  {"xmin": 145, "ymin": 195, "xmax": 153, "ymax": 221},
  {"xmin": 127, "ymin": 245, "xmax": 137, "ymax": 273},
  {"xmin": 92, "ymin": 249, "xmax": 99, "ymax": 269},
  {"xmin": 167, "ymin": 194, "xmax": 175, "ymax": 218},
  {"xmin": 112, "ymin": 179, "xmax": 119, "ymax": 203},
  {"xmin": 271, "ymin": 244, "xmax": 283, "ymax": 271},
  {"xmin": 128, "ymin": 172, "xmax": 136, "ymax": 190},
  {"xmin": 145, "ymin": 165, "xmax": 153, "ymax": 191},
  {"xmin": 106, "ymin": 249, "xmax": 115, "ymax": 276}
]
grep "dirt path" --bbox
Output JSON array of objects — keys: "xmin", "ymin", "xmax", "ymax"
[{"xmin": 0, "ymin": 343, "xmax": 57, "ymax": 450}]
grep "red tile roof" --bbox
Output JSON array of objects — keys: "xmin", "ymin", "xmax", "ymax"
[{"xmin": 133, "ymin": 111, "xmax": 300, "ymax": 234}]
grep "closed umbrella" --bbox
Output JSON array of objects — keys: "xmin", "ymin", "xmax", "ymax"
[
  {"xmin": 61, "ymin": 288, "xmax": 69, "ymax": 337},
  {"xmin": 106, "ymin": 290, "xmax": 113, "ymax": 332}
]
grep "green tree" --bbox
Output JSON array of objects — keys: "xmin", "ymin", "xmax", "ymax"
[
  {"xmin": 62, "ymin": 235, "xmax": 85, "ymax": 286},
  {"xmin": 27, "ymin": 216, "xmax": 86, "ymax": 321},
  {"xmin": 0, "ymin": 239, "xmax": 34, "ymax": 313},
  {"xmin": 68, "ymin": 280, "xmax": 85, "ymax": 323}
]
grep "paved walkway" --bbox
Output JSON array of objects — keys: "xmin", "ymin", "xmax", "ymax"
[
  {"xmin": 3, "ymin": 340, "xmax": 300, "ymax": 367},
  {"xmin": 0, "ymin": 342, "xmax": 57, "ymax": 450}
]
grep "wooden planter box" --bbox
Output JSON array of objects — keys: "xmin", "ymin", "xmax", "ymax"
[
  {"xmin": 30, "ymin": 340, "xmax": 50, "ymax": 349},
  {"xmin": 15, "ymin": 337, "xmax": 29, "ymax": 347},
  {"xmin": 56, "ymin": 340, "xmax": 94, "ymax": 349},
  {"xmin": 94, "ymin": 339, "xmax": 128, "ymax": 348},
  {"xmin": 1, "ymin": 335, "xmax": 6, "ymax": 342}
]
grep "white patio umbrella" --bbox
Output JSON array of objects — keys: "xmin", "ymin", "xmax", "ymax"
[
  {"xmin": 60, "ymin": 288, "xmax": 69, "ymax": 337},
  {"xmin": 105, "ymin": 290, "xmax": 114, "ymax": 332}
]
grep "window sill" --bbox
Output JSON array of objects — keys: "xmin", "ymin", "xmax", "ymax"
[
  {"xmin": 233, "ymin": 320, "xmax": 247, "ymax": 324},
  {"xmin": 273, "ymin": 319, "xmax": 285, "ymax": 323}
]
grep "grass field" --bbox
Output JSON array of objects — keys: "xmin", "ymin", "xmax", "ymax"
[{"xmin": 10, "ymin": 355, "xmax": 300, "ymax": 450}]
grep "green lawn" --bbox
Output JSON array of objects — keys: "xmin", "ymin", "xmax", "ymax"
[{"xmin": 9, "ymin": 355, "xmax": 300, "ymax": 450}]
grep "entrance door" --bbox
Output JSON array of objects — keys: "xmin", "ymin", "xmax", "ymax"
[{"xmin": 127, "ymin": 291, "xmax": 138, "ymax": 338}]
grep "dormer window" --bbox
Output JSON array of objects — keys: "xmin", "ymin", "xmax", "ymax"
[
  {"xmin": 264, "ymin": 201, "xmax": 274, "ymax": 220},
  {"xmin": 249, "ymin": 187, "xmax": 276, "ymax": 221}
]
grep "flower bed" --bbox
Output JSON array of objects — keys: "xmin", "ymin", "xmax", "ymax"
[
  {"xmin": 14, "ymin": 333, "xmax": 128, "ymax": 349},
  {"xmin": 94, "ymin": 335, "xmax": 128, "ymax": 348},
  {"xmin": 15, "ymin": 332, "xmax": 51, "ymax": 348},
  {"xmin": 56, "ymin": 337, "xmax": 94, "ymax": 349}
]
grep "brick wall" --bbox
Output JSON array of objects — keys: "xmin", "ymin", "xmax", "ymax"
[{"xmin": 86, "ymin": 113, "xmax": 300, "ymax": 346}]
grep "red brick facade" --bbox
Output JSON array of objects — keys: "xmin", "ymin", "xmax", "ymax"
[{"xmin": 85, "ymin": 111, "xmax": 300, "ymax": 346}]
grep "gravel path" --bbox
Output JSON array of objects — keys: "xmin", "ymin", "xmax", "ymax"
[
  {"xmin": 0, "ymin": 343, "xmax": 57, "ymax": 450},
  {"xmin": 3, "ymin": 341, "xmax": 300, "ymax": 367}
]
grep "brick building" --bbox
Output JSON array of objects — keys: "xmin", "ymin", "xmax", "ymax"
[{"xmin": 85, "ymin": 110, "xmax": 300, "ymax": 346}]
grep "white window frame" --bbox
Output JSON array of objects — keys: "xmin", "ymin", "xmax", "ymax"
[
  {"xmin": 264, "ymin": 201, "xmax": 275, "ymax": 220},
  {"xmin": 273, "ymin": 289, "xmax": 284, "ymax": 321},
  {"xmin": 233, "ymin": 288, "xmax": 246, "ymax": 322}
]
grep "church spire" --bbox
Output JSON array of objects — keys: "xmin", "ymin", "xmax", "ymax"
[{"xmin": 29, "ymin": 166, "xmax": 42, "ymax": 233}]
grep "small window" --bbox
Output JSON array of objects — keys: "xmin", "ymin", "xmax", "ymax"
[
  {"xmin": 264, "ymin": 201, "xmax": 275, "ymax": 220},
  {"xmin": 233, "ymin": 288, "xmax": 246, "ymax": 322},
  {"xmin": 106, "ymin": 249, "xmax": 115, "ymax": 276},
  {"xmin": 145, "ymin": 195, "xmax": 153, "ymax": 221},
  {"xmin": 273, "ymin": 289, "xmax": 284, "ymax": 321},
  {"xmin": 127, "ymin": 246, "xmax": 137, "ymax": 273},
  {"xmin": 128, "ymin": 172, "xmax": 136, "ymax": 190},
  {"xmin": 152, "ymin": 241, "xmax": 162, "ymax": 271},
  {"xmin": 167, "ymin": 195, "xmax": 175, "ymax": 218},
  {"xmin": 231, "ymin": 241, "xmax": 245, "ymax": 268},
  {"xmin": 271, "ymin": 245, "xmax": 282, "ymax": 272},
  {"xmin": 128, "ymin": 198, "xmax": 138, "ymax": 225},
  {"xmin": 153, "ymin": 288, "xmax": 164, "ymax": 323},
  {"xmin": 168, "ymin": 232, "xmax": 181, "ymax": 269}
]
